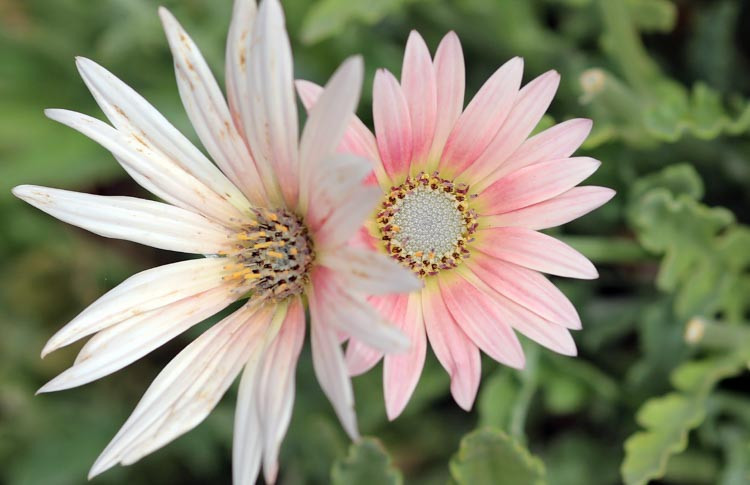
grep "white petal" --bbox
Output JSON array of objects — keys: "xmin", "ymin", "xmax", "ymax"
[
  {"xmin": 13, "ymin": 185, "xmax": 232, "ymax": 254},
  {"xmin": 233, "ymin": 352, "xmax": 263, "ymax": 485},
  {"xmin": 314, "ymin": 183, "xmax": 381, "ymax": 249},
  {"xmin": 226, "ymin": 0, "xmax": 257, "ymax": 145},
  {"xmin": 246, "ymin": 0, "xmax": 299, "ymax": 208},
  {"xmin": 256, "ymin": 297, "xmax": 306, "ymax": 483},
  {"xmin": 74, "ymin": 57, "xmax": 251, "ymax": 214},
  {"xmin": 45, "ymin": 109, "xmax": 243, "ymax": 224},
  {"xmin": 159, "ymin": 8, "xmax": 268, "ymax": 206},
  {"xmin": 89, "ymin": 301, "xmax": 276, "ymax": 479},
  {"xmin": 305, "ymin": 153, "xmax": 372, "ymax": 232},
  {"xmin": 299, "ymin": 56, "xmax": 363, "ymax": 215},
  {"xmin": 38, "ymin": 285, "xmax": 236, "ymax": 393},
  {"xmin": 308, "ymin": 283, "xmax": 360, "ymax": 439},
  {"xmin": 318, "ymin": 246, "xmax": 422, "ymax": 295},
  {"xmin": 311, "ymin": 268, "xmax": 410, "ymax": 353},
  {"xmin": 41, "ymin": 258, "xmax": 228, "ymax": 356}
]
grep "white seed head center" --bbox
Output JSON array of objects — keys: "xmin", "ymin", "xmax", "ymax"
[{"xmin": 392, "ymin": 187, "xmax": 464, "ymax": 255}]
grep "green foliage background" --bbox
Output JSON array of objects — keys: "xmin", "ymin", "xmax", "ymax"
[{"xmin": 1, "ymin": 0, "xmax": 749, "ymax": 483}]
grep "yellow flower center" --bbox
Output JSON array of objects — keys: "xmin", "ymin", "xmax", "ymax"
[
  {"xmin": 377, "ymin": 172, "xmax": 477, "ymax": 278},
  {"xmin": 222, "ymin": 208, "xmax": 314, "ymax": 301}
]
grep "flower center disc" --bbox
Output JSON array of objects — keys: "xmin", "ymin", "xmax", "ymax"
[
  {"xmin": 224, "ymin": 208, "xmax": 314, "ymax": 301},
  {"xmin": 378, "ymin": 172, "xmax": 477, "ymax": 277}
]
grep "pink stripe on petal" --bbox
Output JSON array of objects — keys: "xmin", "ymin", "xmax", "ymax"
[
  {"xmin": 475, "ymin": 227, "xmax": 598, "ymax": 279},
  {"xmin": 465, "ymin": 70, "xmax": 560, "ymax": 185},
  {"xmin": 439, "ymin": 57, "xmax": 523, "ymax": 177},
  {"xmin": 373, "ymin": 69, "xmax": 413, "ymax": 179},
  {"xmin": 401, "ymin": 31, "xmax": 437, "ymax": 170},
  {"xmin": 422, "ymin": 279, "xmax": 480, "ymax": 411},
  {"xmin": 383, "ymin": 292, "xmax": 426, "ymax": 420},
  {"xmin": 427, "ymin": 31, "xmax": 465, "ymax": 171},
  {"xmin": 486, "ymin": 118, "xmax": 592, "ymax": 187},
  {"xmin": 438, "ymin": 271, "xmax": 525, "ymax": 369},
  {"xmin": 477, "ymin": 157, "xmax": 601, "ymax": 215},
  {"xmin": 467, "ymin": 254, "xmax": 581, "ymax": 329},
  {"xmin": 482, "ymin": 186, "xmax": 616, "ymax": 230}
]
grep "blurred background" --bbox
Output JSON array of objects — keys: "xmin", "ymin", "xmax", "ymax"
[{"xmin": 1, "ymin": 0, "xmax": 749, "ymax": 484}]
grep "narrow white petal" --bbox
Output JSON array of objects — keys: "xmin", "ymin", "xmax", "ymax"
[
  {"xmin": 246, "ymin": 0, "xmax": 299, "ymax": 208},
  {"xmin": 41, "ymin": 258, "xmax": 228, "ymax": 356},
  {"xmin": 74, "ymin": 57, "xmax": 250, "ymax": 214},
  {"xmin": 318, "ymin": 246, "xmax": 422, "ymax": 295},
  {"xmin": 308, "ymin": 283, "xmax": 360, "ymax": 439},
  {"xmin": 38, "ymin": 285, "xmax": 235, "ymax": 393},
  {"xmin": 13, "ymin": 185, "xmax": 232, "ymax": 254},
  {"xmin": 89, "ymin": 301, "xmax": 276, "ymax": 479},
  {"xmin": 226, "ymin": 0, "xmax": 257, "ymax": 140},
  {"xmin": 305, "ymin": 153, "xmax": 372, "ymax": 232},
  {"xmin": 299, "ymin": 56, "xmax": 363, "ymax": 215},
  {"xmin": 256, "ymin": 297, "xmax": 305, "ymax": 483},
  {"xmin": 233, "ymin": 352, "xmax": 263, "ymax": 485},
  {"xmin": 45, "ymin": 109, "xmax": 244, "ymax": 224},
  {"xmin": 159, "ymin": 8, "xmax": 268, "ymax": 206},
  {"xmin": 311, "ymin": 268, "xmax": 410, "ymax": 354},
  {"xmin": 314, "ymin": 183, "xmax": 381, "ymax": 249}
]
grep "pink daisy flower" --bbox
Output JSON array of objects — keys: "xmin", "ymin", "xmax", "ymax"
[
  {"xmin": 298, "ymin": 31, "xmax": 615, "ymax": 419},
  {"xmin": 12, "ymin": 1, "xmax": 419, "ymax": 483}
]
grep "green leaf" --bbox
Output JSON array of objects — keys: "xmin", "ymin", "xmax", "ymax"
[
  {"xmin": 450, "ymin": 428, "xmax": 546, "ymax": 485},
  {"xmin": 331, "ymin": 438, "xmax": 403, "ymax": 485},
  {"xmin": 621, "ymin": 351, "xmax": 750, "ymax": 485}
]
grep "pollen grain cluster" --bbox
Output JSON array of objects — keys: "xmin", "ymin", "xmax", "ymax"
[
  {"xmin": 222, "ymin": 208, "xmax": 314, "ymax": 301},
  {"xmin": 377, "ymin": 172, "xmax": 477, "ymax": 278}
]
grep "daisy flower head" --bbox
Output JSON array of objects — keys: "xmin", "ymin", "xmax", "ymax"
[
  {"xmin": 12, "ymin": 0, "xmax": 420, "ymax": 483},
  {"xmin": 298, "ymin": 31, "xmax": 615, "ymax": 419}
]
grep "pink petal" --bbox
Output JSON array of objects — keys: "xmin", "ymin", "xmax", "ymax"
[
  {"xmin": 383, "ymin": 292, "xmax": 426, "ymax": 420},
  {"xmin": 438, "ymin": 270, "xmax": 525, "ymax": 368},
  {"xmin": 439, "ymin": 57, "xmax": 523, "ymax": 177},
  {"xmin": 314, "ymin": 182, "xmax": 381, "ymax": 249},
  {"xmin": 467, "ymin": 254, "xmax": 581, "ymax": 329},
  {"xmin": 477, "ymin": 157, "xmax": 601, "ymax": 215},
  {"xmin": 308, "ymin": 289, "xmax": 359, "ymax": 439},
  {"xmin": 421, "ymin": 279, "xmax": 480, "ymax": 410},
  {"xmin": 38, "ymin": 285, "xmax": 236, "ymax": 393},
  {"xmin": 482, "ymin": 186, "xmax": 616, "ymax": 230},
  {"xmin": 373, "ymin": 69, "xmax": 413, "ymax": 179},
  {"xmin": 299, "ymin": 57, "xmax": 364, "ymax": 215},
  {"xmin": 256, "ymin": 297, "xmax": 306, "ymax": 484},
  {"xmin": 246, "ymin": 0, "xmax": 299, "ymax": 208},
  {"xmin": 466, "ymin": 70, "xmax": 560, "ymax": 185},
  {"xmin": 159, "ymin": 8, "xmax": 268, "ymax": 206},
  {"xmin": 90, "ymin": 301, "xmax": 276, "ymax": 479},
  {"xmin": 482, "ymin": 118, "xmax": 592, "ymax": 189},
  {"xmin": 345, "ymin": 294, "xmax": 407, "ymax": 375},
  {"xmin": 296, "ymin": 80, "xmax": 388, "ymax": 187},
  {"xmin": 427, "ymin": 31, "xmax": 465, "ymax": 170},
  {"xmin": 475, "ymin": 227, "xmax": 598, "ymax": 279},
  {"xmin": 12, "ymin": 185, "xmax": 232, "ymax": 255},
  {"xmin": 40, "ymin": 258, "xmax": 229, "ymax": 356},
  {"xmin": 401, "ymin": 31, "xmax": 437, "ymax": 170}
]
